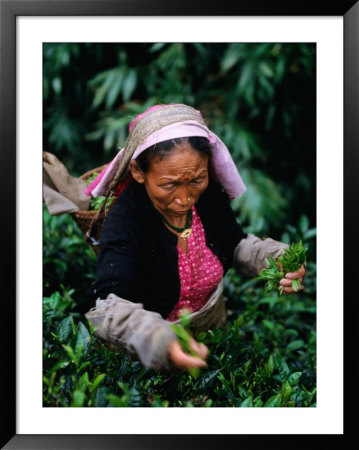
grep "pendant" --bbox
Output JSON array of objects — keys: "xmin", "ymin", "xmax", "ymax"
[{"xmin": 180, "ymin": 228, "xmax": 192, "ymax": 239}]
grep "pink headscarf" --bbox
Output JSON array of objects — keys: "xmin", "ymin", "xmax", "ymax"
[{"xmin": 85, "ymin": 104, "xmax": 246, "ymax": 200}]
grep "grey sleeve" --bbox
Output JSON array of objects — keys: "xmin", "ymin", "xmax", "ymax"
[
  {"xmin": 233, "ymin": 233, "xmax": 289, "ymax": 278},
  {"xmin": 85, "ymin": 294, "xmax": 177, "ymax": 371}
]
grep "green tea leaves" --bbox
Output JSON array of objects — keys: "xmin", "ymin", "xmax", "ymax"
[
  {"xmin": 266, "ymin": 355, "xmax": 275, "ymax": 375},
  {"xmin": 71, "ymin": 390, "xmax": 86, "ymax": 407},
  {"xmin": 256, "ymin": 241, "xmax": 307, "ymax": 295},
  {"xmin": 240, "ymin": 396, "xmax": 254, "ymax": 407},
  {"xmin": 288, "ymin": 372, "xmax": 302, "ymax": 386},
  {"xmin": 194, "ymin": 369, "xmax": 221, "ymax": 390},
  {"xmin": 43, "ymin": 232, "xmax": 315, "ymax": 408},
  {"xmin": 292, "ymin": 278, "xmax": 300, "ymax": 292},
  {"xmin": 85, "ymin": 171, "xmax": 116, "ymax": 212},
  {"xmin": 281, "ymin": 381, "xmax": 292, "ymax": 400},
  {"xmin": 273, "ymin": 353, "xmax": 290, "ymax": 382},
  {"xmin": 57, "ymin": 316, "xmax": 74, "ymax": 342},
  {"xmin": 264, "ymin": 394, "xmax": 281, "ymax": 407},
  {"xmin": 170, "ymin": 312, "xmax": 202, "ymax": 379},
  {"xmin": 286, "ymin": 340, "xmax": 305, "ymax": 352},
  {"xmin": 279, "ymin": 241, "xmax": 308, "ymax": 273},
  {"xmin": 89, "ymin": 374, "xmax": 106, "ymax": 393}
]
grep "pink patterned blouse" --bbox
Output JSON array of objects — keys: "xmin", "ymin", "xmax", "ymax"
[{"xmin": 167, "ymin": 207, "xmax": 224, "ymax": 321}]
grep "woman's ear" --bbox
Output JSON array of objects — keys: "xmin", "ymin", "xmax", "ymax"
[{"xmin": 129, "ymin": 160, "xmax": 145, "ymax": 184}]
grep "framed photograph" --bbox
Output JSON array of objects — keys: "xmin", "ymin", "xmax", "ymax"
[{"xmin": 1, "ymin": 0, "xmax": 356, "ymax": 448}]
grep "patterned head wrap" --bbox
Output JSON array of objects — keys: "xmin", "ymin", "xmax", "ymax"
[{"xmin": 86, "ymin": 104, "xmax": 246, "ymax": 199}]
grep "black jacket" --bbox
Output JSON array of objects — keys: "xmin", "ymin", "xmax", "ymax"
[{"xmin": 87, "ymin": 179, "xmax": 247, "ymax": 318}]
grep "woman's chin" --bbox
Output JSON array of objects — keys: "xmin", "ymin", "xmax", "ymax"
[{"xmin": 173, "ymin": 209, "xmax": 189, "ymax": 216}]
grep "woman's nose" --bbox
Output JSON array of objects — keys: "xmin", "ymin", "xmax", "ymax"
[
  {"xmin": 174, "ymin": 196, "xmax": 189, "ymax": 206},
  {"xmin": 174, "ymin": 188, "xmax": 191, "ymax": 206}
]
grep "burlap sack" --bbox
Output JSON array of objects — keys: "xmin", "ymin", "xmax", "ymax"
[{"xmin": 43, "ymin": 151, "xmax": 90, "ymax": 215}]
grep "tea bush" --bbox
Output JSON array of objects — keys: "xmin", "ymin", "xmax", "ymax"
[{"xmin": 43, "ymin": 208, "xmax": 316, "ymax": 407}]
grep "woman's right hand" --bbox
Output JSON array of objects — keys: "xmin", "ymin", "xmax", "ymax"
[{"xmin": 168, "ymin": 338, "xmax": 209, "ymax": 371}]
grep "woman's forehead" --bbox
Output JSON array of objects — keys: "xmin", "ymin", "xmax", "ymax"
[{"xmin": 149, "ymin": 146, "xmax": 209, "ymax": 177}]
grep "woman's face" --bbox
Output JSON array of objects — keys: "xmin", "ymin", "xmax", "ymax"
[{"xmin": 130, "ymin": 144, "xmax": 209, "ymax": 219}]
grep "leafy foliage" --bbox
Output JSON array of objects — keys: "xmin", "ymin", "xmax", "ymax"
[
  {"xmin": 85, "ymin": 171, "xmax": 116, "ymax": 211},
  {"xmin": 43, "ymin": 43, "xmax": 316, "ymax": 407},
  {"xmin": 43, "ymin": 42, "xmax": 316, "ymax": 236},
  {"xmin": 43, "ymin": 256, "xmax": 316, "ymax": 407},
  {"xmin": 43, "ymin": 203, "xmax": 96, "ymax": 312},
  {"xmin": 43, "ymin": 209, "xmax": 316, "ymax": 407}
]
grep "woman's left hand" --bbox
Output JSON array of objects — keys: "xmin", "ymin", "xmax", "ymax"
[{"xmin": 279, "ymin": 264, "xmax": 306, "ymax": 295}]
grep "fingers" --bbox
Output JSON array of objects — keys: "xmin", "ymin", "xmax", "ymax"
[
  {"xmin": 285, "ymin": 264, "xmax": 306, "ymax": 279},
  {"xmin": 168, "ymin": 340, "xmax": 208, "ymax": 371},
  {"xmin": 278, "ymin": 264, "xmax": 306, "ymax": 294},
  {"xmin": 280, "ymin": 277, "xmax": 303, "ymax": 287},
  {"xmin": 189, "ymin": 338, "xmax": 209, "ymax": 360},
  {"xmin": 279, "ymin": 284, "xmax": 304, "ymax": 295},
  {"xmin": 279, "ymin": 277, "xmax": 304, "ymax": 294}
]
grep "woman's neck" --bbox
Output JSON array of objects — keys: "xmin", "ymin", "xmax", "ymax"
[
  {"xmin": 161, "ymin": 212, "xmax": 187, "ymax": 229},
  {"xmin": 150, "ymin": 200, "xmax": 190, "ymax": 229}
]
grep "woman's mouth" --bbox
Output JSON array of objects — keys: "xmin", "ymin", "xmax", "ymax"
[{"xmin": 174, "ymin": 209, "xmax": 188, "ymax": 215}]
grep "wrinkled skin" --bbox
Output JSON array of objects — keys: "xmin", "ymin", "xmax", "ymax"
[{"xmin": 130, "ymin": 143, "xmax": 209, "ymax": 229}]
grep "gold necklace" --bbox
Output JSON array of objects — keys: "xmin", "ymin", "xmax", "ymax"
[{"xmin": 153, "ymin": 204, "xmax": 193, "ymax": 239}]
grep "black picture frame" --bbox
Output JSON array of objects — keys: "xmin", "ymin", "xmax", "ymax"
[{"xmin": 1, "ymin": 0, "xmax": 357, "ymax": 448}]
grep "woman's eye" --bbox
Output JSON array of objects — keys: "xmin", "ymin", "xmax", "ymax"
[
  {"xmin": 191, "ymin": 178, "xmax": 204, "ymax": 185},
  {"xmin": 162, "ymin": 184, "xmax": 176, "ymax": 190}
]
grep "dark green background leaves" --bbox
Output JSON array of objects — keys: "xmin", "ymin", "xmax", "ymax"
[{"xmin": 43, "ymin": 42, "xmax": 316, "ymax": 237}]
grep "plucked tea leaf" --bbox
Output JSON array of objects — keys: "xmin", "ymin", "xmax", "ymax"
[
  {"xmin": 256, "ymin": 241, "xmax": 307, "ymax": 294},
  {"xmin": 292, "ymin": 278, "xmax": 300, "ymax": 292},
  {"xmin": 170, "ymin": 311, "xmax": 202, "ymax": 379}
]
